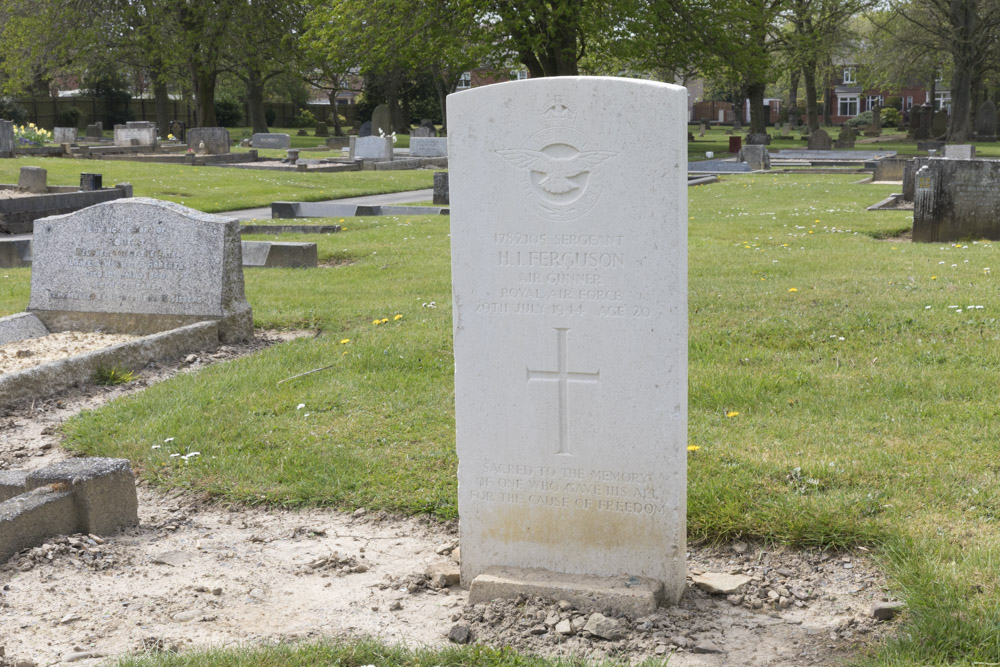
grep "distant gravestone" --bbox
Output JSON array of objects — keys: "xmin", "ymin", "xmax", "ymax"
[
  {"xmin": 975, "ymin": 100, "xmax": 997, "ymax": 140},
  {"xmin": 737, "ymin": 144, "xmax": 770, "ymax": 170},
  {"xmin": 352, "ymin": 136, "xmax": 393, "ymax": 161},
  {"xmin": 433, "ymin": 171, "xmax": 449, "ymax": 205},
  {"xmin": 449, "ymin": 77, "xmax": 688, "ymax": 614},
  {"xmin": 113, "ymin": 124, "xmax": 156, "ymax": 147},
  {"xmin": 28, "ymin": 198, "xmax": 252, "ymax": 341},
  {"xmin": 943, "ymin": 144, "xmax": 976, "ymax": 159},
  {"xmin": 410, "ymin": 125, "xmax": 436, "ymax": 138},
  {"xmin": 932, "ymin": 112, "xmax": 948, "ymax": 137},
  {"xmin": 409, "ymin": 137, "xmax": 447, "ymax": 157},
  {"xmin": 53, "ymin": 127, "xmax": 77, "ymax": 144},
  {"xmin": 864, "ymin": 104, "xmax": 882, "ymax": 136},
  {"xmin": 834, "ymin": 126, "xmax": 856, "ymax": 149},
  {"xmin": 85, "ymin": 123, "xmax": 103, "ymax": 139},
  {"xmin": 358, "ymin": 121, "xmax": 372, "ymax": 137},
  {"xmin": 913, "ymin": 159, "xmax": 1000, "ymax": 242},
  {"xmin": 0, "ymin": 120, "xmax": 13, "ymax": 157},
  {"xmin": 807, "ymin": 128, "xmax": 832, "ymax": 150},
  {"xmin": 18, "ymin": 166, "xmax": 47, "ymax": 192},
  {"xmin": 187, "ymin": 127, "xmax": 230, "ymax": 154},
  {"xmin": 872, "ymin": 158, "xmax": 907, "ymax": 182},
  {"xmin": 780, "ymin": 124, "xmax": 791, "ymax": 137},
  {"xmin": 168, "ymin": 120, "xmax": 185, "ymax": 141},
  {"xmin": 745, "ymin": 132, "xmax": 769, "ymax": 145},
  {"xmin": 252, "ymin": 133, "xmax": 290, "ymax": 149},
  {"xmin": 315, "ymin": 122, "xmax": 329, "ymax": 137},
  {"xmin": 80, "ymin": 173, "xmax": 102, "ymax": 191},
  {"xmin": 698, "ymin": 122, "xmax": 706, "ymax": 137},
  {"xmin": 914, "ymin": 104, "xmax": 933, "ymax": 140},
  {"xmin": 371, "ymin": 104, "xmax": 392, "ymax": 135}
]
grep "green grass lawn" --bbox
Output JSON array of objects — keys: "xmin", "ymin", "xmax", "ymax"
[
  {"xmin": 6, "ymin": 169, "xmax": 1000, "ymax": 663},
  {"xmin": 0, "ymin": 158, "xmax": 434, "ymax": 213}
]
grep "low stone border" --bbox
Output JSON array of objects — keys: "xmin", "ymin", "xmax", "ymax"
[
  {"xmin": 867, "ymin": 193, "xmax": 910, "ymax": 211},
  {"xmin": 241, "ymin": 241, "xmax": 318, "ymax": 268},
  {"xmin": 0, "ymin": 184, "xmax": 132, "ymax": 234},
  {"xmin": 0, "ymin": 317, "xmax": 219, "ymax": 409},
  {"xmin": 0, "ymin": 234, "xmax": 31, "ymax": 267},
  {"xmin": 240, "ymin": 224, "xmax": 342, "ymax": 234},
  {"xmin": 0, "ymin": 458, "xmax": 138, "ymax": 563},
  {"xmin": 271, "ymin": 202, "xmax": 449, "ymax": 218}
]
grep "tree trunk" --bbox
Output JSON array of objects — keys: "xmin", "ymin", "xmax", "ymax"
[
  {"xmin": 431, "ymin": 64, "xmax": 450, "ymax": 129},
  {"xmin": 929, "ymin": 76, "xmax": 937, "ymax": 109},
  {"xmin": 822, "ymin": 81, "xmax": 832, "ymax": 126},
  {"xmin": 747, "ymin": 80, "xmax": 767, "ymax": 134},
  {"xmin": 948, "ymin": 63, "xmax": 974, "ymax": 141},
  {"xmin": 246, "ymin": 69, "xmax": 268, "ymax": 133},
  {"xmin": 191, "ymin": 65, "xmax": 218, "ymax": 127},
  {"xmin": 945, "ymin": 0, "xmax": 977, "ymax": 141},
  {"xmin": 154, "ymin": 79, "xmax": 170, "ymax": 138},
  {"xmin": 788, "ymin": 69, "xmax": 800, "ymax": 125},
  {"xmin": 401, "ymin": 90, "xmax": 412, "ymax": 133},
  {"xmin": 803, "ymin": 62, "xmax": 820, "ymax": 131},
  {"xmin": 328, "ymin": 91, "xmax": 342, "ymax": 136}
]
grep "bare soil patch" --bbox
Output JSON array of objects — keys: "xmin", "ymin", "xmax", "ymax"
[
  {"xmin": 0, "ymin": 331, "xmax": 897, "ymax": 666},
  {"xmin": 0, "ymin": 331, "xmax": 140, "ymax": 375}
]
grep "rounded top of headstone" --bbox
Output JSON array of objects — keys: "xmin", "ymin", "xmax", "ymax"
[{"xmin": 40, "ymin": 197, "xmax": 236, "ymax": 226}]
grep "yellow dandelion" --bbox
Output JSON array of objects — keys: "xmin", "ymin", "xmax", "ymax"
[
  {"xmin": 814, "ymin": 219, "xmax": 819, "ymax": 223},
  {"xmin": 340, "ymin": 338, "xmax": 350, "ymax": 344},
  {"xmin": 393, "ymin": 314, "xmax": 403, "ymax": 321},
  {"xmin": 380, "ymin": 318, "xmax": 389, "ymax": 324},
  {"xmin": 372, "ymin": 319, "xmax": 381, "ymax": 325},
  {"xmin": 726, "ymin": 411, "xmax": 740, "ymax": 418},
  {"xmin": 788, "ymin": 287, "xmax": 798, "ymax": 292},
  {"xmin": 808, "ymin": 230, "xmax": 814, "ymax": 234},
  {"xmin": 687, "ymin": 445, "xmax": 701, "ymax": 452},
  {"xmin": 931, "ymin": 276, "xmax": 937, "ymax": 280}
]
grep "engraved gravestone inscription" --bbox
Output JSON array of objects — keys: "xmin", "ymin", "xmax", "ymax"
[{"xmin": 449, "ymin": 77, "xmax": 688, "ymax": 607}]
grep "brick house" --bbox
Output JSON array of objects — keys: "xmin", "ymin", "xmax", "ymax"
[{"xmin": 828, "ymin": 64, "xmax": 939, "ymax": 124}]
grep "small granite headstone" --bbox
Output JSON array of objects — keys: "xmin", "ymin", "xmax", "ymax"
[
  {"xmin": 698, "ymin": 122, "xmax": 706, "ymax": 137},
  {"xmin": 53, "ymin": 127, "xmax": 78, "ymax": 144},
  {"xmin": 807, "ymin": 128, "xmax": 832, "ymax": 150},
  {"xmin": 737, "ymin": 145, "xmax": 770, "ymax": 170},
  {"xmin": 352, "ymin": 136, "xmax": 393, "ymax": 161},
  {"xmin": 252, "ymin": 133, "xmax": 291, "ymax": 149},
  {"xmin": 943, "ymin": 144, "xmax": 976, "ymax": 159},
  {"xmin": 975, "ymin": 100, "xmax": 997, "ymax": 140},
  {"xmin": 18, "ymin": 166, "xmax": 47, "ymax": 192},
  {"xmin": 168, "ymin": 120, "xmax": 185, "ymax": 141},
  {"xmin": 80, "ymin": 173, "xmax": 103, "ymax": 191},
  {"xmin": 187, "ymin": 127, "xmax": 230, "ymax": 154},
  {"xmin": 358, "ymin": 121, "xmax": 372, "ymax": 137},
  {"xmin": 315, "ymin": 122, "xmax": 329, "ymax": 137},
  {"xmin": 325, "ymin": 136, "xmax": 349, "ymax": 149},
  {"xmin": 834, "ymin": 126, "xmax": 855, "ymax": 149},
  {"xmin": 85, "ymin": 123, "xmax": 103, "ymax": 139},
  {"xmin": 113, "ymin": 124, "xmax": 156, "ymax": 147},
  {"xmin": 27, "ymin": 197, "xmax": 252, "ymax": 341},
  {"xmin": 0, "ymin": 120, "xmax": 13, "ymax": 157},
  {"xmin": 449, "ymin": 76, "xmax": 688, "ymax": 611},
  {"xmin": 433, "ymin": 171, "xmax": 449, "ymax": 205},
  {"xmin": 410, "ymin": 137, "xmax": 447, "ymax": 157},
  {"xmin": 913, "ymin": 159, "xmax": 1000, "ymax": 242}
]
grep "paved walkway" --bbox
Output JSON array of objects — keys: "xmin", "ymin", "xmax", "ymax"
[{"xmin": 221, "ymin": 188, "xmax": 435, "ymax": 221}]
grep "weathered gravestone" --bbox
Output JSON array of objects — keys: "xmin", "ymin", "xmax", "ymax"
[
  {"xmin": 932, "ymin": 112, "xmax": 948, "ymax": 137},
  {"xmin": 698, "ymin": 122, "xmax": 706, "ymax": 137},
  {"xmin": 85, "ymin": 122, "xmax": 103, "ymax": 139},
  {"xmin": 975, "ymin": 100, "xmax": 997, "ymax": 140},
  {"xmin": 371, "ymin": 104, "xmax": 393, "ymax": 135},
  {"xmin": 902, "ymin": 157, "xmax": 930, "ymax": 201},
  {"xmin": 449, "ymin": 77, "xmax": 688, "ymax": 614},
  {"xmin": 873, "ymin": 158, "xmax": 908, "ymax": 182},
  {"xmin": 53, "ymin": 127, "xmax": 77, "ymax": 144},
  {"xmin": 807, "ymin": 128, "xmax": 832, "ymax": 150},
  {"xmin": 433, "ymin": 171, "xmax": 449, "ymax": 205},
  {"xmin": 28, "ymin": 197, "xmax": 252, "ymax": 341},
  {"xmin": 0, "ymin": 120, "xmax": 15, "ymax": 157},
  {"xmin": 114, "ymin": 124, "xmax": 156, "ymax": 147},
  {"xmin": 737, "ymin": 144, "xmax": 770, "ymax": 170},
  {"xmin": 865, "ymin": 104, "xmax": 882, "ymax": 136},
  {"xmin": 80, "ymin": 173, "xmax": 102, "ymax": 191},
  {"xmin": 18, "ymin": 166, "xmax": 47, "ymax": 192},
  {"xmin": 943, "ymin": 144, "xmax": 976, "ymax": 159},
  {"xmin": 410, "ymin": 137, "xmax": 448, "ymax": 157},
  {"xmin": 351, "ymin": 136, "xmax": 393, "ymax": 161},
  {"xmin": 411, "ymin": 125, "xmax": 436, "ymax": 138},
  {"xmin": 358, "ymin": 121, "xmax": 372, "ymax": 138},
  {"xmin": 913, "ymin": 159, "xmax": 1000, "ymax": 242},
  {"xmin": 315, "ymin": 122, "xmax": 329, "ymax": 137},
  {"xmin": 834, "ymin": 126, "xmax": 856, "ymax": 149},
  {"xmin": 168, "ymin": 120, "xmax": 185, "ymax": 141},
  {"xmin": 252, "ymin": 133, "xmax": 291, "ymax": 149},
  {"xmin": 914, "ymin": 104, "xmax": 933, "ymax": 140},
  {"xmin": 187, "ymin": 127, "xmax": 230, "ymax": 154}
]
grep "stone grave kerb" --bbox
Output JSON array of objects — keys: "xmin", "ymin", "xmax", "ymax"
[
  {"xmin": 448, "ymin": 76, "xmax": 688, "ymax": 611},
  {"xmin": 27, "ymin": 197, "xmax": 252, "ymax": 342}
]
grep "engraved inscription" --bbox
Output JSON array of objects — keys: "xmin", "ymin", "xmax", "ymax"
[{"xmin": 526, "ymin": 328, "xmax": 600, "ymax": 455}]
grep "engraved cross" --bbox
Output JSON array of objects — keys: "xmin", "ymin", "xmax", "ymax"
[{"xmin": 526, "ymin": 328, "xmax": 600, "ymax": 456}]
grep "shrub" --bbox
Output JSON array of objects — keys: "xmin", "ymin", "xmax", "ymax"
[
  {"xmin": 0, "ymin": 97, "xmax": 28, "ymax": 125},
  {"xmin": 881, "ymin": 107, "xmax": 902, "ymax": 127},
  {"xmin": 215, "ymin": 100, "xmax": 243, "ymax": 127},
  {"xmin": 54, "ymin": 106, "xmax": 82, "ymax": 128},
  {"xmin": 845, "ymin": 110, "xmax": 873, "ymax": 129},
  {"xmin": 290, "ymin": 108, "xmax": 316, "ymax": 128},
  {"xmin": 14, "ymin": 123, "xmax": 51, "ymax": 147}
]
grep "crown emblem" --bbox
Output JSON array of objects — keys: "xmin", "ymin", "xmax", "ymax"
[{"xmin": 541, "ymin": 100, "xmax": 576, "ymax": 127}]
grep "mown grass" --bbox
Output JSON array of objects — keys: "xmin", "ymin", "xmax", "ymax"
[
  {"xmin": 7, "ymin": 171, "xmax": 1000, "ymax": 663},
  {"xmin": 0, "ymin": 158, "xmax": 433, "ymax": 213}
]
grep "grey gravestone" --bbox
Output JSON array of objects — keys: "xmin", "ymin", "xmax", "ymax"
[
  {"xmin": 187, "ymin": 127, "xmax": 230, "ymax": 154},
  {"xmin": 325, "ymin": 136, "xmax": 349, "ymax": 149},
  {"xmin": 411, "ymin": 125, "xmax": 435, "ymax": 138},
  {"xmin": 698, "ymin": 122, "xmax": 706, "ymax": 137},
  {"xmin": 168, "ymin": 120, "xmax": 185, "ymax": 141},
  {"xmin": 914, "ymin": 104, "xmax": 933, "ymax": 140},
  {"xmin": 733, "ymin": 119, "xmax": 742, "ymax": 131},
  {"xmin": 902, "ymin": 157, "xmax": 930, "ymax": 201},
  {"xmin": 53, "ymin": 127, "xmax": 77, "ymax": 144},
  {"xmin": 358, "ymin": 121, "xmax": 372, "ymax": 137},
  {"xmin": 975, "ymin": 100, "xmax": 997, "ymax": 140},
  {"xmin": 873, "ymin": 158, "xmax": 907, "ymax": 182},
  {"xmin": 834, "ymin": 126, "xmax": 856, "ymax": 149},
  {"xmin": 0, "ymin": 120, "xmax": 13, "ymax": 157},
  {"xmin": 27, "ymin": 197, "xmax": 252, "ymax": 341},
  {"xmin": 913, "ymin": 159, "xmax": 1000, "ymax": 242},
  {"xmin": 18, "ymin": 167, "xmax": 47, "ymax": 192},
  {"xmin": 113, "ymin": 124, "xmax": 156, "ymax": 147},
  {"xmin": 932, "ymin": 112, "xmax": 948, "ymax": 137},
  {"xmin": 943, "ymin": 144, "xmax": 976, "ymax": 159},
  {"xmin": 80, "ymin": 173, "xmax": 102, "ymax": 191},
  {"xmin": 781, "ymin": 124, "xmax": 791, "ymax": 137},
  {"xmin": 865, "ymin": 104, "xmax": 881, "ymax": 136},
  {"xmin": 433, "ymin": 172, "xmax": 449, "ymax": 205},
  {"xmin": 807, "ymin": 128, "xmax": 832, "ymax": 150},
  {"xmin": 315, "ymin": 122, "xmax": 329, "ymax": 137},
  {"xmin": 85, "ymin": 123, "xmax": 103, "ymax": 139},
  {"xmin": 409, "ymin": 137, "xmax": 447, "ymax": 157},
  {"xmin": 371, "ymin": 104, "xmax": 392, "ymax": 135},
  {"xmin": 737, "ymin": 145, "xmax": 770, "ymax": 170},
  {"xmin": 745, "ymin": 132, "xmax": 769, "ymax": 145},
  {"xmin": 353, "ymin": 136, "xmax": 393, "ymax": 161},
  {"xmin": 252, "ymin": 133, "xmax": 290, "ymax": 149}
]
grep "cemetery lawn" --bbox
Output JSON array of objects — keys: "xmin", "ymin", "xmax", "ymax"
[
  {"xmin": 5, "ymin": 172, "xmax": 1000, "ymax": 663},
  {"xmin": 0, "ymin": 158, "xmax": 433, "ymax": 213}
]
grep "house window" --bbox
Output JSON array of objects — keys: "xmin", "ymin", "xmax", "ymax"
[
  {"xmin": 510, "ymin": 69, "xmax": 529, "ymax": 81},
  {"xmin": 838, "ymin": 95, "xmax": 858, "ymax": 117},
  {"xmin": 905, "ymin": 96, "xmax": 913, "ymax": 110},
  {"xmin": 935, "ymin": 90, "xmax": 951, "ymax": 113},
  {"xmin": 843, "ymin": 67, "xmax": 856, "ymax": 84},
  {"xmin": 866, "ymin": 95, "xmax": 883, "ymax": 109},
  {"xmin": 456, "ymin": 72, "xmax": 471, "ymax": 90}
]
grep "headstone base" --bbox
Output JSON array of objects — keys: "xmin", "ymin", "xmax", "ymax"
[{"xmin": 468, "ymin": 566, "xmax": 666, "ymax": 617}]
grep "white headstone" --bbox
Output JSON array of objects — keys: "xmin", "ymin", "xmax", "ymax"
[
  {"xmin": 353, "ymin": 136, "xmax": 393, "ymax": 161},
  {"xmin": 113, "ymin": 125, "xmax": 156, "ymax": 147},
  {"xmin": 53, "ymin": 127, "xmax": 78, "ymax": 144},
  {"xmin": 409, "ymin": 137, "xmax": 447, "ymax": 157},
  {"xmin": 449, "ymin": 77, "xmax": 688, "ymax": 609},
  {"xmin": 943, "ymin": 144, "xmax": 976, "ymax": 160}
]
